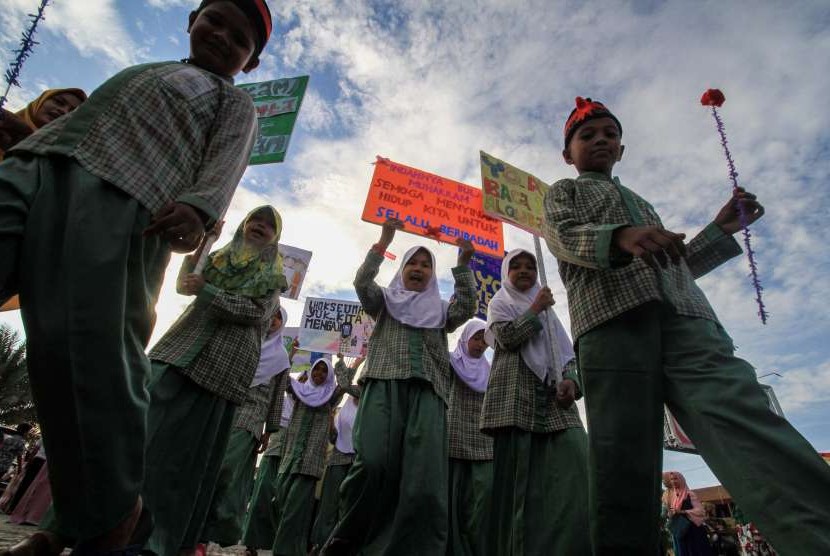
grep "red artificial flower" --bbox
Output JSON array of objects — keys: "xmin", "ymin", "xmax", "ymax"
[{"xmin": 701, "ymin": 89, "xmax": 726, "ymax": 107}]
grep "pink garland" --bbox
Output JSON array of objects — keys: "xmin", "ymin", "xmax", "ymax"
[{"xmin": 702, "ymin": 89, "xmax": 768, "ymax": 324}]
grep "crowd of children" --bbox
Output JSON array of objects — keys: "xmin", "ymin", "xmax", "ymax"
[{"xmin": 0, "ymin": 0, "xmax": 829, "ymax": 555}]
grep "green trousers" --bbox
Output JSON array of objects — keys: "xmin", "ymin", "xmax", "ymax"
[
  {"xmin": 141, "ymin": 364, "xmax": 237, "ymax": 556},
  {"xmin": 310, "ymin": 464, "xmax": 351, "ymax": 548},
  {"xmin": 446, "ymin": 458, "xmax": 492, "ymax": 556},
  {"xmin": 485, "ymin": 428, "xmax": 591, "ymax": 556},
  {"xmin": 0, "ymin": 154, "xmax": 168, "ymax": 540},
  {"xmin": 578, "ymin": 302, "xmax": 830, "ymax": 555},
  {"xmin": 271, "ymin": 470, "xmax": 317, "ymax": 556},
  {"xmin": 201, "ymin": 428, "xmax": 259, "ymax": 546},
  {"xmin": 241, "ymin": 455, "xmax": 281, "ymax": 549},
  {"xmin": 331, "ymin": 378, "xmax": 448, "ymax": 556}
]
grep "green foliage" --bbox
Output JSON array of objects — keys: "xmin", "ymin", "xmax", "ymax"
[{"xmin": 0, "ymin": 324, "xmax": 35, "ymax": 425}]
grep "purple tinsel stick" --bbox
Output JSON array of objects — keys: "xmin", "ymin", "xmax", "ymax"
[
  {"xmin": 0, "ymin": 0, "xmax": 50, "ymax": 116},
  {"xmin": 710, "ymin": 106, "xmax": 768, "ymax": 324}
]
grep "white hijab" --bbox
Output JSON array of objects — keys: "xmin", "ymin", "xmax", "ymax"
[
  {"xmin": 251, "ymin": 307, "xmax": 291, "ymax": 387},
  {"xmin": 280, "ymin": 392, "xmax": 295, "ymax": 428},
  {"xmin": 485, "ymin": 249, "xmax": 574, "ymax": 385},
  {"xmin": 290, "ymin": 358, "xmax": 337, "ymax": 407},
  {"xmin": 382, "ymin": 245, "xmax": 449, "ymax": 328},
  {"xmin": 334, "ymin": 396, "xmax": 358, "ymax": 454},
  {"xmin": 450, "ymin": 319, "xmax": 491, "ymax": 393}
]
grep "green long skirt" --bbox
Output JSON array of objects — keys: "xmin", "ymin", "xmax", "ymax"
[
  {"xmin": 201, "ymin": 428, "xmax": 259, "ymax": 546},
  {"xmin": 271, "ymin": 470, "xmax": 317, "ymax": 556},
  {"xmin": 579, "ymin": 301, "xmax": 830, "ymax": 555},
  {"xmin": 0, "ymin": 154, "xmax": 169, "ymax": 540},
  {"xmin": 485, "ymin": 427, "xmax": 591, "ymax": 556},
  {"xmin": 330, "ymin": 378, "xmax": 448, "ymax": 555},
  {"xmin": 241, "ymin": 455, "xmax": 281, "ymax": 549},
  {"xmin": 141, "ymin": 363, "xmax": 237, "ymax": 556},
  {"xmin": 447, "ymin": 458, "xmax": 492, "ymax": 556},
  {"xmin": 310, "ymin": 464, "xmax": 351, "ymax": 547}
]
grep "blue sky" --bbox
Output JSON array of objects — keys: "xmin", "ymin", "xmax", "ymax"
[{"xmin": 2, "ymin": 0, "xmax": 829, "ymax": 489}]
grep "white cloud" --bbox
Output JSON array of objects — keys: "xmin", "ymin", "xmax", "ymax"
[
  {"xmin": 145, "ymin": 0, "xmax": 197, "ymax": 9},
  {"xmin": 1, "ymin": 0, "xmax": 143, "ymax": 68}
]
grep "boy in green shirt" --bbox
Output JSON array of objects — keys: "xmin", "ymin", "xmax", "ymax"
[
  {"xmin": 543, "ymin": 97, "xmax": 830, "ymax": 555},
  {"xmin": 0, "ymin": 1, "xmax": 272, "ymax": 553}
]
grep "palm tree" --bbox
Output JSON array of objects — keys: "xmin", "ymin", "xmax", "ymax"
[{"xmin": 0, "ymin": 324, "xmax": 36, "ymax": 425}]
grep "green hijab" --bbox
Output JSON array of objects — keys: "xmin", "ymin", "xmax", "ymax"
[{"xmin": 203, "ymin": 205, "xmax": 287, "ymax": 298}]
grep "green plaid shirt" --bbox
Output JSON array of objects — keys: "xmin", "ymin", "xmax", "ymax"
[
  {"xmin": 263, "ymin": 427, "xmax": 285, "ymax": 458},
  {"xmin": 278, "ymin": 360, "xmax": 356, "ymax": 478},
  {"xmin": 480, "ymin": 312, "xmax": 584, "ymax": 434},
  {"xmin": 447, "ymin": 374, "xmax": 493, "ymax": 460},
  {"xmin": 355, "ymin": 251, "xmax": 478, "ymax": 403},
  {"xmin": 542, "ymin": 172, "xmax": 743, "ymax": 339},
  {"xmin": 11, "ymin": 62, "xmax": 256, "ymax": 224},
  {"xmin": 232, "ymin": 371, "xmax": 289, "ymax": 440},
  {"xmin": 149, "ymin": 257, "xmax": 280, "ymax": 404}
]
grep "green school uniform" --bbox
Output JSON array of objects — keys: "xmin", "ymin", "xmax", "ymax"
[
  {"xmin": 201, "ymin": 373, "xmax": 288, "ymax": 546},
  {"xmin": 241, "ymin": 428, "xmax": 285, "ymax": 550},
  {"xmin": 544, "ymin": 172, "xmax": 830, "ymax": 555},
  {"xmin": 143, "ymin": 253, "xmax": 280, "ymax": 556},
  {"xmin": 0, "ymin": 61, "xmax": 256, "ymax": 541},
  {"xmin": 273, "ymin": 361, "xmax": 354, "ymax": 556},
  {"xmin": 327, "ymin": 250, "xmax": 477, "ymax": 555},
  {"xmin": 479, "ymin": 318, "xmax": 590, "ymax": 555},
  {"xmin": 446, "ymin": 373, "xmax": 493, "ymax": 556}
]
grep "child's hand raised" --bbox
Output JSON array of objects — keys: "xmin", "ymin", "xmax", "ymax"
[
  {"xmin": 613, "ymin": 226, "xmax": 686, "ymax": 269},
  {"xmin": 714, "ymin": 187, "xmax": 765, "ymax": 235},
  {"xmin": 530, "ymin": 286, "xmax": 554, "ymax": 314},
  {"xmin": 144, "ymin": 202, "xmax": 206, "ymax": 253},
  {"xmin": 456, "ymin": 238, "xmax": 475, "ymax": 266},
  {"xmin": 378, "ymin": 218, "xmax": 404, "ymax": 249}
]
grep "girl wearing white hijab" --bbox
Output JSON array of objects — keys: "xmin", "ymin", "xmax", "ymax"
[
  {"xmin": 272, "ymin": 356, "xmax": 357, "ymax": 556},
  {"xmin": 310, "ymin": 357, "xmax": 363, "ymax": 553},
  {"xmin": 323, "ymin": 218, "xmax": 477, "ymax": 556},
  {"xmin": 201, "ymin": 307, "xmax": 294, "ymax": 548},
  {"xmin": 480, "ymin": 249, "xmax": 591, "ymax": 555},
  {"xmin": 446, "ymin": 318, "xmax": 494, "ymax": 556}
]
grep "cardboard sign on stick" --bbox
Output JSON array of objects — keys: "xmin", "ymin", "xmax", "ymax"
[
  {"xmin": 298, "ymin": 297, "xmax": 375, "ymax": 357},
  {"xmin": 480, "ymin": 151, "xmax": 549, "ymax": 235},
  {"xmin": 237, "ymin": 76, "xmax": 309, "ymax": 165},
  {"xmin": 279, "ymin": 244, "xmax": 312, "ymax": 300},
  {"xmin": 361, "ymin": 157, "xmax": 504, "ymax": 258}
]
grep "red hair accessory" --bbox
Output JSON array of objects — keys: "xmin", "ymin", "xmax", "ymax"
[
  {"xmin": 700, "ymin": 89, "xmax": 725, "ymax": 107},
  {"xmin": 563, "ymin": 97, "xmax": 622, "ymax": 147}
]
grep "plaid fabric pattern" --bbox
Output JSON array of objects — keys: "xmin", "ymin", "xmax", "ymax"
[
  {"xmin": 265, "ymin": 371, "xmax": 290, "ymax": 433},
  {"xmin": 447, "ymin": 375, "xmax": 493, "ymax": 460},
  {"xmin": 233, "ymin": 371, "xmax": 289, "ymax": 440},
  {"xmin": 279, "ymin": 389, "xmax": 345, "ymax": 479},
  {"xmin": 480, "ymin": 315, "xmax": 584, "ymax": 433},
  {"xmin": 327, "ymin": 447, "xmax": 355, "ymax": 467},
  {"xmin": 542, "ymin": 172, "xmax": 743, "ymax": 339},
  {"xmin": 149, "ymin": 257, "xmax": 280, "ymax": 404},
  {"xmin": 355, "ymin": 251, "xmax": 478, "ymax": 402},
  {"xmin": 12, "ymin": 62, "xmax": 256, "ymax": 224},
  {"xmin": 263, "ymin": 427, "xmax": 285, "ymax": 457}
]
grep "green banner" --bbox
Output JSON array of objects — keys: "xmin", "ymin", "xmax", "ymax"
[{"xmin": 237, "ymin": 75, "xmax": 309, "ymax": 165}]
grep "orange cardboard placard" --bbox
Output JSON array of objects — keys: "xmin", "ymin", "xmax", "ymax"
[{"xmin": 361, "ymin": 157, "xmax": 505, "ymax": 257}]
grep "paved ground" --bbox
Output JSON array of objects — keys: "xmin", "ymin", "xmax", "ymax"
[
  {"xmin": 0, "ymin": 519, "xmax": 254, "ymax": 555},
  {"xmin": 0, "ymin": 518, "xmax": 50, "ymax": 552}
]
